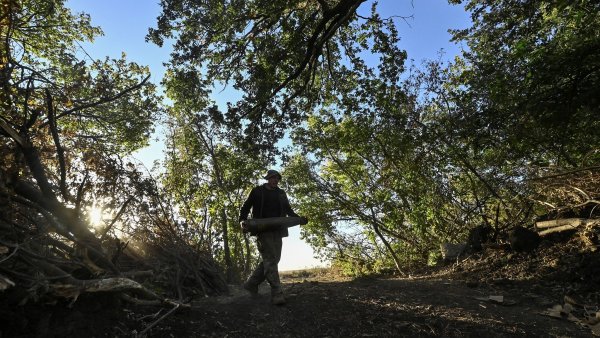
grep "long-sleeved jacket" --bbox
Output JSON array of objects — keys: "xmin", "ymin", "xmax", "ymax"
[{"xmin": 239, "ymin": 184, "xmax": 299, "ymax": 237}]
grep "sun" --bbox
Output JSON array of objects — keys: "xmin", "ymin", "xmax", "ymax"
[{"xmin": 88, "ymin": 205, "xmax": 104, "ymax": 227}]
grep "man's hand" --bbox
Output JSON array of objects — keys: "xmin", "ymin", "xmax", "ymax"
[
  {"xmin": 300, "ymin": 216, "xmax": 308, "ymax": 225},
  {"xmin": 240, "ymin": 220, "xmax": 249, "ymax": 233}
]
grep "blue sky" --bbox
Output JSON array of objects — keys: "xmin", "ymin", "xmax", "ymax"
[{"xmin": 66, "ymin": 0, "xmax": 471, "ymax": 271}]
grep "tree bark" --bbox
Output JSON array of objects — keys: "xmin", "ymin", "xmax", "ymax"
[{"xmin": 221, "ymin": 208, "xmax": 234, "ymax": 283}]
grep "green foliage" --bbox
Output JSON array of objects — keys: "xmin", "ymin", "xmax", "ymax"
[
  {"xmin": 152, "ymin": 0, "xmax": 600, "ymax": 278},
  {"xmin": 1, "ymin": 0, "xmax": 162, "ymax": 243},
  {"xmin": 159, "ymin": 67, "xmax": 272, "ymax": 280},
  {"xmin": 450, "ymin": 0, "xmax": 600, "ymax": 167},
  {"xmin": 280, "ymin": 10, "xmax": 471, "ymax": 274},
  {"xmin": 2, "ymin": 0, "xmax": 160, "ymax": 154},
  {"xmin": 152, "ymin": 0, "xmax": 482, "ymax": 275},
  {"xmin": 0, "ymin": 0, "xmax": 209, "ymax": 302},
  {"xmin": 149, "ymin": 0, "xmax": 400, "ymax": 156}
]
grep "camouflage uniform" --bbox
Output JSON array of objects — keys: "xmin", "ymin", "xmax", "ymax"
[
  {"xmin": 246, "ymin": 230, "xmax": 283, "ymax": 295},
  {"xmin": 239, "ymin": 171, "xmax": 299, "ymax": 302}
]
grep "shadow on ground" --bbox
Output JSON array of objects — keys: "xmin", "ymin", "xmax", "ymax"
[{"xmin": 147, "ymin": 276, "xmax": 590, "ymax": 337}]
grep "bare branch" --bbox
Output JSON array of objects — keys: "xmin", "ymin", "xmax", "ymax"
[
  {"xmin": 99, "ymin": 196, "xmax": 134, "ymax": 241},
  {"xmin": 46, "ymin": 88, "xmax": 68, "ymax": 200}
]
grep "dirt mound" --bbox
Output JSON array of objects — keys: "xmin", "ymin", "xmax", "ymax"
[{"xmin": 435, "ymin": 230, "xmax": 600, "ymax": 299}]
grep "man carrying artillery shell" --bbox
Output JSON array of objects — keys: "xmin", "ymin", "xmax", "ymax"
[{"xmin": 239, "ymin": 169, "xmax": 307, "ymax": 305}]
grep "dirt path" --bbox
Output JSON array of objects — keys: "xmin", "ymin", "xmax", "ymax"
[
  {"xmin": 139, "ymin": 274, "xmax": 589, "ymax": 337},
  {"xmin": 4, "ymin": 234, "xmax": 598, "ymax": 337},
  {"xmin": 4, "ymin": 272, "xmax": 593, "ymax": 337}
]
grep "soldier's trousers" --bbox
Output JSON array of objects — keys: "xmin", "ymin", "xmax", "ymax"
[{"xmin": 246, "ymin": 230, "xmax": 283, "ymax": 294}]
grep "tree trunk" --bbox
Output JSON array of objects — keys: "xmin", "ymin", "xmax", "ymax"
[
  {"xmin": 371, "ymin": 222, "xmax": 405, "ymax": 276},
  {"xmin": 221, "ymin": 208, "xmax": 234, "ymax": 282}
]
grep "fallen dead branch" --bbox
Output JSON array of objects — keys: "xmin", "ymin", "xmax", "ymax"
[
  {"xmin": 536, "ymin": 218, "xmax": 590, "ymax": 229},
  {"xmin": 0, "ymin": 274, "xmax": 15, "ymax": 290},
  {"xmin": 536, "ymin": 218, "xmax": 600, "ymax": 236},
  {"xmin": 52, "ymin": 277, "xmax": 159, "ymax": 300},
  {"xmin": 51, "ymin": 277, "xmax": 192, "ymax": 309},
  {"xmin": 136, "ymin": 303, "xmax": 181, "ymax": 338}
]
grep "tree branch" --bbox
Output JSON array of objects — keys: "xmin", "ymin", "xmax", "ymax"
[
  {"xmin": 46, "ymin": 88, "xmax": 68, "ymax": 200},
  {"xmin": 241, "ymin": 0, "xmax": 365, "ymax": 118},
  {"xmin": 56, "ymin": 74, "xmax": 151, "ymax": 118},
  {"xmin": 99, "ymin": 196, "xmax": 134, "ymax": 241}
]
